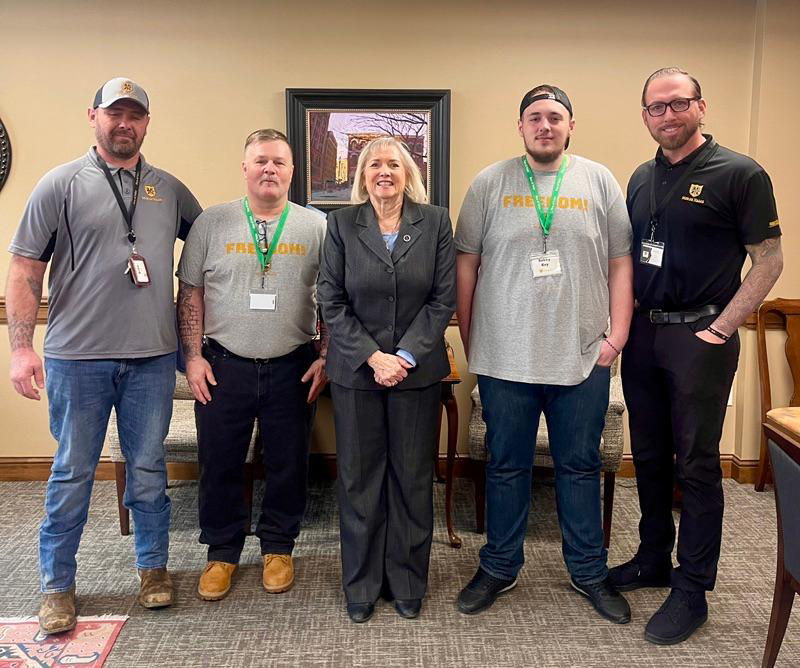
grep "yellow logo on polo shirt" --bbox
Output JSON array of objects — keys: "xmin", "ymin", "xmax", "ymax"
[
  {"xmin": 142, "ymin": 184, "xmax": 163, "ymax": 202},
  {"xmin": 681, "ymin": 183, "xmax": 705, "ymax": 205},
  {"xmin": 769, "ymin": 219, "xmax": 780, "ymax": 228}
]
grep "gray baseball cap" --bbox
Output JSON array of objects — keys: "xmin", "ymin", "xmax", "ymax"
[{"xmin": 92, "ymin": 77, "xmax": 149, "ymax": 113}]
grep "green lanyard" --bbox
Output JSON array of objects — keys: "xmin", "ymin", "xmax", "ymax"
[
  {"xmin": 243, "ymin": 197, "xmax": 289, "ymax": 273},
  {"xmin": 521, "ymin": 154, "xmax": 569, "ymax": 249}
]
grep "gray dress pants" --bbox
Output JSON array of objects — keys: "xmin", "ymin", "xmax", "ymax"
[{"xmin": 331, "ymin": 382, "xmax": 441, "ymax": 604}]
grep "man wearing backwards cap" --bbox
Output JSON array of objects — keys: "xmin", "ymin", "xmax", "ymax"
[
  {"xmin": 6, "ymin": 77, "xmax": 201, "ymax": 634},
  {"xmin": 454, "ymin": 85, "xmax": 634, "ymax": 621}
]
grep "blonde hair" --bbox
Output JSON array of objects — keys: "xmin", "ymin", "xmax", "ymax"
[{"xmin": 350, "ymin": 136, "xmax": 427, "ymax": 204}]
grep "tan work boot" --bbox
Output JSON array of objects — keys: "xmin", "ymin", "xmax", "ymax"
[
  {"xmin": 197, "ymin": 561, "xmax": 237, "ymax": 601},
  {"xmin": 38, "ymin": 586, "xmax": 76, "ymax": 635},
  {"xmin": 262, "ymin": 554, "xmax": 294, "ymax": 593},
  {"xmin": 137, "ymin": 567, "xmax": 173, "ymax": 609}
]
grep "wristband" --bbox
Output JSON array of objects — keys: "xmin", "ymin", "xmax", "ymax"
[
  {"xmin": 603, "ymin": 337, "xmax": 621, "ymax": 355},
  {"xmin": 706, "ymin": 326, "xmax": 730, "ymax": 342}
]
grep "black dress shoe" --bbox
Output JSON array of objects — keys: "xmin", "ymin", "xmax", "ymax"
[
  {"xmin": 608, "ymin": 555, "xmax": 671, "ymax": 592},
  {"xmin": 457, "ymin": 568, "xmax": 517, "ymax": 615},
  {"xmin": 346, "ymin": 602, "xmax": 375, "ymax": 623},
  {"xmin": 570, "ymin": 577, "xmax": 631, "ymax": 624},
  {"xmin": 645, "ymin": 588, "xmax": 708, "ymax": 645},
  {"xmin": 394, "ymin": 598, "xmax": 421, "ymax": 619}
]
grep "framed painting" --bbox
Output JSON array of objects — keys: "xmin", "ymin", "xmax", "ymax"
[{"xmin": 285, "ymin": 89, "xmax": 450, "ymax": 211}]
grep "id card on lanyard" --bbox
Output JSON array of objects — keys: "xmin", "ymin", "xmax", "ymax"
[
  {"xmin": 644, "ymin": 138, "xmax": 718, "ymax": 268},
  {"xmin": 243, "ymin": 197, "xmax": 289, "ymax": 310},
  {"xmin": 521, "ymin": 154, "xmax": 569, "ymax": 278},
  {"xmin": 95, "ymin": 149, "xmax": 151, "ymax": 287}
]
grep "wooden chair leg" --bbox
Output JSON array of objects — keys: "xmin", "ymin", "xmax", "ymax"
[
  {"xmin": 762, "ymin": 571, "xmax": 796, "ymax": 668},
  {"xmin": 755, "ymin": 433, "xmax": 772, "ymax": 491},
  {"xmin": 473, "ymin": 460, "xmax": 486, "ymax": 534},
  {"xmin": 243, "ymin": 463, "xmax": 254, "ymax": 536},
  {"xmin": 114, "ymin": 461, "xmax": 130, "ymax": 536},
  {"xmin": 602, "ymin": 471, "xmax": 615, "ymax": 549}
]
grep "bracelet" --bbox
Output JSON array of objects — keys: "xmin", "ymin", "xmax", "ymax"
[
  {"xmin": 603, "ymin": 337, "xmax": 621, "ymax": 355},
  {"xmin": 706, "ymin": 326, "xmax": 730, "ymax": 341}
]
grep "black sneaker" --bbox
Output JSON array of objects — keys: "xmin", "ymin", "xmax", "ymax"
[
  {"xmin": 645, "ymin": 588, "xmax": 708, "ymax": 645},
  {"xmin": 457, "ymin": 568, "xmax": 517, "ymax": 614},
  {"xmin": 570, "ymin": 577, "xmax": 631, "ymax": 624},
  {"xmin": 608, "ymin": 555, "xmax": 671, "ymax": 592}
]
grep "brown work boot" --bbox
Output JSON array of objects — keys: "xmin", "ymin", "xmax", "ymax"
[
  {"xmin": 137, "ymin": 567, "xmax": 173, "ymax": 609},
  {"xmin": 262, "ymin": 554, "xmax": 294, "ymax": 593},
  {"xmin": 38, "ymin": 586, "xmax": 76, "ymax": 635},
  {"xmin": 197, "ymin": 561, "xmax": 237, "ymax": 601}
]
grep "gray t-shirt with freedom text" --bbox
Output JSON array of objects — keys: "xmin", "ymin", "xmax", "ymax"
[
  {"xmin": 455, "ymin": 155, "xmax": 632, "ymax": 385},
  {"xmin": 177, "ymin": 199, "xmax": 326, "ymax": 359}
]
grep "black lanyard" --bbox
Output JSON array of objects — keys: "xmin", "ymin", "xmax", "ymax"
[
  {"xmin": 648, "ymin": 138, "xmax": 717, "ymax": 240},
  {"xmin": 96, "ymin": 149, "xmax": 142, "ymax": 244}
]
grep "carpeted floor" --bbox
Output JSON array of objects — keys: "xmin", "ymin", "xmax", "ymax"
[{"xmin": 0, "ymin": 474, "xmax": 797, "ymax": 667}]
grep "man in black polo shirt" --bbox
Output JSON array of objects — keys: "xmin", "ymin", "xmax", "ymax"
[{"xmin": 609, "ymin": 67, "xmax": 783, "ymax": 645}]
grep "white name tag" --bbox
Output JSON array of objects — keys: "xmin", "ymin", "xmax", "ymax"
[
  {"xmin": 640, "ymin": 240, "xmax": 665, "ymax": 267},
  {"xmin": 530, "ymin": 250, "xmax": 562, "ymax": 277},
  {"xmin": 249, "ymin": 292, "xmax": 276, "ymax": 311}
]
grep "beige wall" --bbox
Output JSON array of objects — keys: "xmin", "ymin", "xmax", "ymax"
[{"xmin": 0, "ymin": 0, "xmax": 796, "ymax": 460}]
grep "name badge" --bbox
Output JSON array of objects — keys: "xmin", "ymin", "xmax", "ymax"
[
  {"xmin": 530, "ymin": 250, "xmax": 562, "ymax": 278},
  {"xmin": 249, "ymin": 291, "xmax": 276, "ymax": 311},
  {"xmin": 125, "ymin": 252, "xmax": 151, "ymax": 287},
  {"xmin": 640, "ymin": 240, "xmax": 665, "ymax": 267}
]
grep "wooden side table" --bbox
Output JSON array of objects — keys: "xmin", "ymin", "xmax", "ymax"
[{"xmin": 440, "ymin": 343, "xmax": 461, "ymax": 548}]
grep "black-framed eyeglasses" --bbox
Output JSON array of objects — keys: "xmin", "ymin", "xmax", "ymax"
[{"xmin": 643, "ymin": 97, "xmax": 700, "ymax": 117}]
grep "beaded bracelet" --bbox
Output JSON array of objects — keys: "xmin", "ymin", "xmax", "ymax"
[
  {"xmin": 603, "ymin": 337, "xmax": 621, "ymax": 354},
  {"xmin": 706, "ymin": 326, "xmax": 730, "ymax": 342}
]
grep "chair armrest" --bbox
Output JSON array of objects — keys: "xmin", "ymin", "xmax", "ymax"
[{"xmin": 608, "ymin": 374, "xmax": 625, "ymax": 416}]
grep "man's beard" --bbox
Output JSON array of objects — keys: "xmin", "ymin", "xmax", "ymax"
[
  {"xmin": 96, "ymin": 128, "xmax": 142, "ymax": 160},
  {"xmin": 524, "ymin": 138, "xmax": 564, "ymax": 166},
  {"xmin": 649, "ymin": 118, "xmax": 700, "ymax": 151}
]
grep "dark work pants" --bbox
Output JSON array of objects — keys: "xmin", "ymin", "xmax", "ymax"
[
  {"xmin": 331, "ymin": 382, "xmax": 441, "ymax": 604},
  {"xmin": 621, "ymin": 312, "xmax": 739, "ymax": 591},
  {"xmin": 196, "ymin": 341, "xmax": 316, "ymax": 563}
]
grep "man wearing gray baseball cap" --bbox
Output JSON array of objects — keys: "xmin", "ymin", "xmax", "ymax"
[{"xmin": 6, "ymin": 77, "xmax": 202, "ymax": 634}]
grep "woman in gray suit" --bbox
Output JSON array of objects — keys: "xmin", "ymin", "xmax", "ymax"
[{"xmin": 318, "ymin": 137, "xmax": 456, "ymax": 623}]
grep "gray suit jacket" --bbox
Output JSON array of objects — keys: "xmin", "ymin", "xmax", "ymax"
[{"xmin": 318, "ymin": 200, "xmax": 456, "ymax": 390}]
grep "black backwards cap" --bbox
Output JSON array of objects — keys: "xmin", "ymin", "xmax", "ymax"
[{"xmin": 519, "ymin": 85, "xmax": 573, "ymax": 118}]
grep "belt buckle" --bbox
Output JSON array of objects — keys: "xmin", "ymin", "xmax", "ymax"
[{"xmin": 649, "ymin": 309, "xmax": 664, "ymax": 323}]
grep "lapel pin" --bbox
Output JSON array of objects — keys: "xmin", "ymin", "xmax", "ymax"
[{"xmin": 403, "ymin": 234, "xmax": 411, "ymax": 242}]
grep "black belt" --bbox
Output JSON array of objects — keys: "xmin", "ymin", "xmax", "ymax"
[
  {"xmin": 646, "ymin": 304, "xmax": 722, "ymax": 324},
  {"xmin": 205, "ymin": 337, "xmax": 272, "ymax": 363}
]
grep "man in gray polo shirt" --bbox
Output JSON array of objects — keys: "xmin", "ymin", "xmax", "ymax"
[
  {"xmin": 177, "ymin": 129, "xmax": 327, "ymax": 602},
  {"xmin": 454, "ymin": 85, "xmax": 634, "ymax": 623},
  {"xmin": 6, "ymin": 77, "xmax": 201, "ymax": 634}
]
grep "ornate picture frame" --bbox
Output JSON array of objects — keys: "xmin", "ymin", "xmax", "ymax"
[
  {"xmin": 286, "ymin": 89, "xmax": 451, "ymax": 211},
  {"xmin": 0, "ymin": 116, "xmax": 11, "ymax": 194}
]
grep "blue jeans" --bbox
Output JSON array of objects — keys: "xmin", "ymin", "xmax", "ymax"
[
  {"xmin": 40, "ymin": 354, "xmax": 176, "ymax": 593},
  {"xmin": 477, "ymin": 365, "xmax": 610, "ymax": 584}
]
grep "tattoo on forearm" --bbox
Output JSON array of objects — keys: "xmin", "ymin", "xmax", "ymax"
[
  {"xmin": 177, "ymin": 283, "xmax": 203, "ymax": 359},
  {"xmin": 318, "ymin": 320, "xmax": 329, "ymax": 358},
  {"xmin": 713, "ymin": 237, "xmax": 783, "ymax": 334},
  {"xmin": 8, "ymin": 318, "xmax": 36, "ymax": 351}
]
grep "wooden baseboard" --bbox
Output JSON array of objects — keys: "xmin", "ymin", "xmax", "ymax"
[
  {"xmin": 0, "ymin": 454, "xmax": 475, "ymax": 482},
  {"xmin": 0, "ymin": 453, "xmax": 757, "ymax": 483},
  {"xmin": 616, "ymin": 454, "xmax": 758, "ymax": 483}
]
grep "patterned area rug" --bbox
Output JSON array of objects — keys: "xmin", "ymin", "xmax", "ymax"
[{"xmin": 0, "ymin": 616, "xmax": 126, "ymax": 667}]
